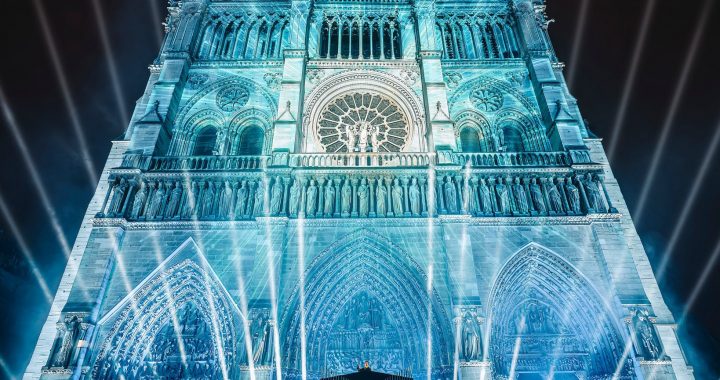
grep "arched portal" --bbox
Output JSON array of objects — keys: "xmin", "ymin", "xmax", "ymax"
[
  {"xmin": 279, "ymin": 230, "xmax": 452, "ymax": 379},
  {"xmin": 92, "ymin": 259, "xmax": 241, "ymax": 379},
  {"xmin": 487, "ymin": 244, "xmax": 632, "ymax": 379}
]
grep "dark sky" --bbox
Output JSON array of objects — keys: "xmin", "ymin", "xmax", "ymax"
[{"xmin": 0, "ymin": 0, "xmax": 719, "ymax": 378}]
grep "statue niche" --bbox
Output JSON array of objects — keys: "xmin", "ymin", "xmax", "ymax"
[{"xmin": 325, "ymin": 292, "xmax": 404, "ymax": 375}]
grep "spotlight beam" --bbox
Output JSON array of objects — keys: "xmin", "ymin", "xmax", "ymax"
[
  {"xmin": 32, "ymin": 0, "xmax": 98, "ymax": 186},
  {"xmin": 148, "ymin": 0, "xmax": 164, "ymax": 48},
  {"xmin": 656, "ymin": 115, "xmax": 720, "ymax": 278},
  {"xmin": 90, "ymin": 0, "xmax": 130, "ymax": 129},
  {"xmin": 677, "ymin": 235, "xmax": 720, "ymax": 326},
  {"xmin": 607, "ymin": 0, "xmax": 657, "ymax": 162},
  {"xmin": 566, "ymin": 0, "xmax": 590, "ymax": 90},
  {"xmin": 632, "ymin": 0, "xmax": 712, "ymax": 226},
  {"xmin": 0, "ymin": 355, "xmax": 13, "ymax": 380},
  {"xmin": 0, "ymin": 190, "xmax": 54, "ymax": 304},
  {"xmin": 0, "ymin": 84, "xmax": 72, "ymax": 257}
]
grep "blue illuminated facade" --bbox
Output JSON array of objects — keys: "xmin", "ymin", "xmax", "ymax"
[{"xmin": 26, "ymin": 0, "xmax": 693, "ymax": 379}]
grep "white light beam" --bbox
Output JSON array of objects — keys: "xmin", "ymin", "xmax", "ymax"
[
  {"xmin": 566, "ymin": 0, "xmax": 591, "ymax": 90},
  {"xmin": 32, "ymin": 0, "xmax": 98, "ymax": 186},
  {"xmin": 633, "ymin": 0, "xmax": 712, "ymax": 226}
]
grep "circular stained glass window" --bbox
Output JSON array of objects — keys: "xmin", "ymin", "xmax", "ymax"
[
  {"xmin": 317, "ymin": 92, "xmax": 410, "ymax": 153},
  {"xmin": 216, "ymin": 86, "xmax": 250, "ymax": 112}
]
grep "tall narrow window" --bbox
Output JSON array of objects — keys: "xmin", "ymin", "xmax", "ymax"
[
  {"xmin": 193, "ymin": 127, "xmax": 218, "ymax": 156},
  {"xmin": 501, "ymin": 126, "xmax": 524, "ymax": 152},
  {"xmin": 460, "ymin": 128, "xmax": 482, "ymax": 153},
  {"xmin": 237, "ymin": 126, "xmax": 264, "ymax": 155}
]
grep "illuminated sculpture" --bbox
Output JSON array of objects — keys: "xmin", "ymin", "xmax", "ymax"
[{"xmin": 25, "ymin": 0, "xmax": 693, "ymax": 379}]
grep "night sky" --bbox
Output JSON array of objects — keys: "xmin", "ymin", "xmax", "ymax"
[{"xmin": 1, "ymin": 0, "xmax": 719, "ymax": 378}]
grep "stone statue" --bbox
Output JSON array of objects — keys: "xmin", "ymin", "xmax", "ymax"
[
  {"xmin": 131, "ymin": 182, "xmax": 148, "ymax": 219},
  {"xmin": 583, "ymin": 177, "xmax": 602, "ymax": 212},
  {"xmin": 632, "ymin": 309, "xmax": 661, "ymax": 360},
  {"xmin": 513, "ymin": 178, "xmax": 529, "ymax": 213},
  {"xmin": 148, "ymin": 182, "xmax": 166, "ymax": 219},
  {"xmin": 235, "ymin": 181, "xmax": 248, "ymax": 218},
  {"xmin": 51, "ymin": 316, "xmax": 81, "ymax": 368},
  {"xmin": 202, "ymin": 182, "xmax": 215, "ymax": 218},
  {"xmin": 108, "ymin": 179, "xmax": 128, "ymax": 216},
  {"xmin": 270, "ymin": 178, "xmax": 284, "ymax": 215},
  {"xmin": 529, "ymin": 178, "xmax": 546, "ymax": 213},
  {"xmin": 288, "ymin": 180, "xmax": 300, "ymax": 217},
  {"xmin": 391, "ymin": 178, "xmax": 404, "ymax": 215},
  {"xmin": 548, "ymin": 181, "xmax": 564, "ymax": 213},
  {"xmin": 376, "ymin": 179, "xmax": 387, "ymax": 216},
  {"xmin": 443, "ymin": 176, "xmax": 457, "ymax": 213},
  {"xmin": 479, "ymin": 179, "xmax": 493, "ymax": 214},
  {"xmin": 306, "ymin": 179, "xmax": 318, "ymax": 216},
  {"xmin": 496, "ymin": 180, "xmax": 510, "ymax": 214},
  {"xmin": 409, "ymin": 177, "xmax": 421, "ymax": 215},
  {"xmin": 219, "ymin": 181, "xmax": 233, "ymax": 217},
  {"xmin": 565, "ymin": 180, "xmax": 581, "ymax": 213},
  {"xmin": 324, "ymin": 180, "xmax": 335, "ymax": 216},
  {"xmin": 461, "ymin": 313, "xmax": 482, "ymax": 361},
  {"xmin": 166, "ymin": 181, "xmax": 183, "ymax": 218},
  {"xmin": 341, "ymin": 179, "xmax": 353, "ymax": 216},
  {"xmin": 253, "ymin": 181, "xmax": 265, "ymax": 217},
  {"xmin": 358, "ymin": 179, "xmax": 369, "ymax": 217}
]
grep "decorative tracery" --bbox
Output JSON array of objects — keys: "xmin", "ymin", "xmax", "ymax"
[
  {"xmin": 435, "ymin": 11, "xmax": 519, "ymax": 60},
  {"xmin": 317, "ymin": 92, "xmax": 410, "ymax": 153},
  {"xmin": 318, "ymin": 12, "xmax": 402, "ymax": 60}
]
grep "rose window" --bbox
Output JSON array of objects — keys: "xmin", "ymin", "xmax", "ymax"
[
  {"xmin": 216, "ymin": 86, "xmax": 250, "ymax": 112},
  {"xmin": 317, "ymin": 92, "xmax": 410, "ymax": 153},
  {"xmin": 470, "ymin": 88, "xmax": 504, "ymax": 112}
]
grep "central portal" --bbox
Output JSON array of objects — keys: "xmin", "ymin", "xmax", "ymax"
[{"xmin": 326, "ymin": 292, "xmax": 405, "ymax": 374}]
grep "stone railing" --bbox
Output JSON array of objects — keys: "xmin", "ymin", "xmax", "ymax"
[
  {"xmin": 146, "ymin": 155, "xmax": 268, "ymax": 171},
  {"xmin": 449, "ymin": 152, "xmax": 573, "ymax": 168},
  {"xmin": 289, "ymin": 152, "xmax": 433, "ymax": 168},
  {"xmin": 98, "ymin": 169, "xmax": 618, "ymax": 222},
  {"xmin": 120, "ymin": 150, "xmax": 593, "ymax": 171}
]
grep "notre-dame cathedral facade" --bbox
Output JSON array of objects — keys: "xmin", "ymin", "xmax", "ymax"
[{"xmin": 25, "ymin": 0, "xmax": 694, "ymax": 379}]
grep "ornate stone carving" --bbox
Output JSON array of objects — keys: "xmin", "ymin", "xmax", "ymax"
[
  {"xmin": 216, "ymin": 85, "xmax": 250, "ymax": 112},
  {"xmin": 187, "ymin": 73, "xmax": 210, "ymax": 89},
  {"xmin": 443, "ymin": 71, "xmax": 463, "ymax": 90},
  {"xmin": 318, "ymin": 92, "xmax": 410, "ymax": 153},
  {"xmin": 470, "ymin": 88, "xmax": 504, "ymax": 112}
]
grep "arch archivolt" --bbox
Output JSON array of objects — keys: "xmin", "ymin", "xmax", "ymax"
[
  {"xmin": 92, "ymin": 259, "xmax": 242, "ymax": 379},
  {"xmin": 303, "ymin": 70, "xmax": 427, "ymax": 153},
  {"xmin": 279, "ymin": 230, "xmax": 452, "ymax": 378},
  {"xmin": 170, "ymin": 76, "xmax": 275, "ymax": 155},
  {"xmin": 449, "ymin": 76, "xmax": 551, "ymax": 152},
  {"xmin": 455, "ymin": 110, "xmax": 494, "ymax": 151},
  {"xmin": 486, "ymin": 244, "xmax": 631, "ymax": 378}
]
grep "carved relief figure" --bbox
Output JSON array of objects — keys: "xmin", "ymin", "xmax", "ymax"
[
  {"xmin": 444, "ymin": 176, "xmax": 457, "ymax": 213},
  {"xmin": 565, "ymin": 180, "xmax": 581, "ymax": 213},
  {"xmin": 253, "ymin": 181, "xmax": 265, "ymax": 217},
  {"xmin": 391, "ymin": 178, "xmax": 404, "ymax": 215},
  {"xmin": 376, "ymin": 179, "xmax": 387, "ymax": 216},
  {"xmin": 513, "ymin": 178, "xmax": 529, "ymax": 214},
  {"xmin": 631, "ymin": 309, "xmax": 662, "ymax": 360},
  {"xmin": 461, "ymin": 313, "xmax": 482, "ymax": 362},
  {"xmin": 108, "ymin": 178, "xmax": 128, "ymax": 216},
  {"xmin": 358, "ymin": 179, "xmax": 369, "ymax": 217},
  {"xmin": 288, "ymin": 179, "xmax": 300, "ymax": 217},
  {"xmin": 219, "ymin": 181, "xmax": 234, "ymax": 217},
  {"xmin": 324, "ymin": 180, "xmax": 336, "ymax": 217},
  {"xmin": 548, "ymin": 181, "xmax": 564, "ymax": 213},
  {"xmin": 529, "ymin": 179, "xmax": 546, "ymax": 213},
  {"xmin": 131, "ymin": 182, "xmax": 148, "ymax": 219},
  {"xmin": 270, "ymin": 177, "xmax": 284, "ymax": 215},
  {"xmin": 165, "ymin": 181, "xmax": 183, "ymax": 218},
  {"xmin": 148, "ymin": 182, "xmax": 167, "ymax": 219},
  {"xmin": 479, "ymin": 179, "xmax": 493, "ymax": 214},
  {"xmin": 583, "ymin": 176, "xmax": 602, "ymax": 212},
  {"xmin": 236, "ymin": 180, "xmax": 249, "ymax": 218},
  {"xmin": 409, "ymin": 177, "xmax": 421, "ymax": 216},
  {"xmin": 202, "ymin": 182, "xmax": 215, "ymax": 218},
  {"xmin": 496, "ymin": 180, "xmax": 510, "ymax": 214},
  {"xmin": 306, "ymin": 179, "xmax": 318, "ymax": 216},
  {"xmin": 341, "ymin": 178, "xmax": 353, "ymax": 216}
]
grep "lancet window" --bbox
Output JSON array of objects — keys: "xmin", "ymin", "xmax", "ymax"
[
  {"xmin": 193, "ymin": 126, "xmax": 218, "ymax": 156},
  {"xmin": 196, "ymin": 11, "xmax": 289, "ymax": 60},
  {"xmin": 236, "ymin": 126, "xmax": 264, "ymax": 155},
  {"xmin": 319, "ymin": 13, "xmax": 402, "ymax": 60},
  {"xmin": 435, "ymin": 12, "xmax": 519, "ymax": 60},
  {"xmin": 460, "ymin": 127, "xmax": 485, "ymax": 153}
]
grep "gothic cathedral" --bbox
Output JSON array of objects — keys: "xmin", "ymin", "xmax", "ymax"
[{"xmin": 26, "ymin": 0, "xmax": 693, "ymax": 379}]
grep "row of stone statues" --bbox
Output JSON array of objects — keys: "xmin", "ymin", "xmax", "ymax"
[{"xmin": 101, "ymin": 172, "xmax": 613, "ymax": 221}]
